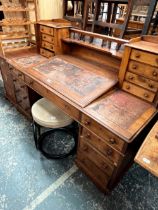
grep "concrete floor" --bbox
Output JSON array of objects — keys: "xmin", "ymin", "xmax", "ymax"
[{"xmin": 0, "ymin": 78, "xmax": 158, "ymax": 210}]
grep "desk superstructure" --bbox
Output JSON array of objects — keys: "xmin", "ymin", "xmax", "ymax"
[{"xmin": 0, "ymin": 20, "xmax": 157, "ymax": 193}]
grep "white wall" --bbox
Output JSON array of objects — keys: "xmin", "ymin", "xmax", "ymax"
[{"xmin": 38, "ymin": 0, "xmax": 63, "ymax": 20}]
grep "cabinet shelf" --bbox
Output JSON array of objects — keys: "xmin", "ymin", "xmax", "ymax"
[{"xmin": 0, "ymin": 7, "xmax": 35, "ymax": 12}]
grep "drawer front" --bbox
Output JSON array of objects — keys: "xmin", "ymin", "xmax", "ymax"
[
  {"xmin": 42, "ymin": 34, "xmax": 54, "ymax": 44},
  {"xmin": 81, "ymin": 128, "xmax": 123, "ymax": 165},
  {"xmin": 81, "ymin": 114, "xmax": 126, "ymax": 152},
  {"xmin": 40, "ymin": 48, "xmax": 54, "ymax": 58},
  {"xmin": 42, "ymin": 41, "xmax": 54, "ymax": 51},
  {"xmin": 40, "ymin": 25, "xmax": 54, "ymax": 36},
  {"xmin": 122, "ymin": 81, "xmax": 155, "ymax": 102},
  {"xmin": 76, "ymin": 152, "xmax": 109, "ymax": 190},
  {"xmin": 128, "ymin": 61, "xmax": 158, "ymax": 81},
  {"xmin": 130, "ymin": 49, "xmax": 158, "ymax": 67},
  {"xmin": 25, "ymin": 75, "xmax": 80, "ymax": 121},
  {"xmin": 125, "ymin": 72, "xmax": 158, "ymax": 92},
  {"xmin": 11, "ymin": 66, "xmax": 24, "ymax": 81}
]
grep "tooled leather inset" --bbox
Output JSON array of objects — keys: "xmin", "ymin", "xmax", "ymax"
[{"xmin": 88, "ymin": 90, "xmax": 153, "ymax": 129}]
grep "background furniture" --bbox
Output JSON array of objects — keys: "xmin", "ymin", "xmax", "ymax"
[
  {"xmin": 135, "ymin": 121, "xmax": 158, "ymax": 177},
  {"xmin": 0, "ymin": 0, "xmax": 39, "ymax": 56},
  {"xmin": 31, "ymin": 97, "xmax": 77, "ymax": 159},
  {"xmin": 35, "ymin": 19, "xmax": 71, "ymax": 58},
  {"xmin": 91, "ymin": 0, "xmax": 158, "ymax": 38}
]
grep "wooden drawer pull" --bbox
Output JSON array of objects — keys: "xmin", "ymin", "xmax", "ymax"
[
  {"xmin": 83, "ymin": 146, "xmax": 88, "ymax": 152},
  {"xmin": 132, "ymin": 65, "xmax": 137, "ymax": 69},
  {"xmin": 126, "ymin": 85, "xmax": 130, "ymax": 90},
  {"xmin": 23, "ymin": 96, "xmax": 27, "ymax": 100},
  {"xmin": 13, "ymin": 79, "xmax": 17, "ymax": 82},
  {"xmin": 128, "ymin": 75, "xmax": 134, "ymax": 80},
  {"xmin": 106, "ymin": 149, "xmax": 113, "ymax": 156},
  {"xmin": 135, "ymin": 53, "xmax": 140, "ymax": 58},
  {"xmin": 84, "ymin": 120, "xmax": 91, "ymax": 126},
  {"xmin": 43, "ymin": 36, "xmax": 46, "ymax": 39},
  {"xmin": 17, "ymin": 100, "xmax": 22, "ymax": 104},
  {"xmin": 144, "ymin": 93, "xmax": 149, "ymax": 98},
  {"xmin": 152, "ymin": 71, "xmax": 157, "ymax": 77},
  {"xmin": 85, "ymin": 133, "xmax": 91, "ymax": 139},
  {"xmin": 148, "ymin": 84, "xmax": 153, "ymax": 88},
  {"xmin": 109, "ymin": 138, "xmax": 116, "ymax": 145},
  {"xmin": 155, "ymin": 133, "xmax": 158, "ymax": 140}
]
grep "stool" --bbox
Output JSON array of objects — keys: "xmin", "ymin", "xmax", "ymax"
[{"xmin": 31, "ymin": 98, "xmax": 78, "ymax": 159}]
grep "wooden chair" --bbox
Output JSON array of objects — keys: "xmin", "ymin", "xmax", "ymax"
[{"xmin": 91, "ymin": 0, "xmax": 158, "ymax": 38}]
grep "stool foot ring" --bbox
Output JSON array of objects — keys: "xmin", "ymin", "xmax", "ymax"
[{"xmin": 38, "ymin": 128, "xmax": 77, "ymax": 159}]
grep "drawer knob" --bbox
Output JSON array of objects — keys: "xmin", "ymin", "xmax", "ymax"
[
  {"xmin": 135, "ymin": 53, "xmax": 140, "ymax": 58},
  {"xmin": 106, "ymin": 149, "xmax": 113, "ymax": 156},
  {"xmin": 44, "ymin": 36, "xmax": 46, "ymax": 39},
  {"xmin": 126, "ymin": 85, "xmax": 130, "ymax": 90},
  {"xmin": 83, "ymin": 146, "xmax": 88, "ymax": 152},
  {"xmin": 128, "ymin": 75, "xmax": 134, "ymax": 80},
  {"xmin": 132, "ymin": 65, "xmax": 137, "ymax": 69},
  {"xmin": 84, "ymin": 120, "xmax": 91, "ymax": 126},
  {"xmin": 85, "ymin": 133, "xmax": 91, "ymax": 139},
  {"xmin": 144, "ymin": 93, "xmax": 149, "ymax": 98},
  {"xmin": 13, "ymin": 79, "xmax": 17, "ymax": 82},
  {"xmin": 109, "ymin": 138, "xmax": 116, "ymax": 144},
  {"xmin": 17, "ymin": 100, "xmax": 22, "ymax": 104},
  {"xmin": 152, "ymin": 71, "xmax": 157, "ymax": 76},
  {"xmin": 52, "ymin": 38, "xmax": 54, "ymax": 42},
  {"xmin": 155, "ymin": 133, "xmax": 158, "ymax": 140},
  {"xmin": 23, "ymin": 96, "xmax": 27, "ymax": 100},
  {"xmin": 148, "ymin": 84, "xmax": 153, "ymax": 89},
  {"xmin": 15, "ymin": 89, "xmax": 20, "ymax": 93},
  {"xmin": 29, "ymin": 81, "xmax": 33, "ymax": 86}
]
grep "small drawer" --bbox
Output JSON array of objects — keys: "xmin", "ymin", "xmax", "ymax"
[
  {"xmin": 40, "ymin": 48, "xmax": 54, "ymax": 58},
  {"xmin": 76, "ymin": 152, "xmax": 109, "ymax": 190},
  {"xmin": 42, "ymin": 41, "xmax": 54, "ymax": 52},
  {"xmin": 128, "ymin": 60, "xmax": 158, "ymax": 81},
  {"xmin": 11, "ymin": 68, "xmax": 24, "ymax": 81},
  {"xmin": 79, "ymin": 137, "xmax": 115, "ymax": 176},
  {"xmin": 125, "ymin": 72, "xmax": 158, "ymax": 92},
  {"xmin": 25, "ymin": 75, "xmax": 80, "ymax": 121},
  {"xmin": 81, "ymin": 129, "xmax": 123, "ymax": 165},
  {"xmin": 40, "ymin": 25, "xmax": 54, "ymax": 36},
  {"xmin": 81, "ymin": 114, "xmax": 126, "ymax": 153},
  {"xmin": 42, "ymin": 34, "xmax": 54, "ymax": 44},
  {"xmin": 130, "ymin": 49, "xmax": 158, "ymax": 67},
  {"xmin": 122, "ymin": 81, "xmax": 155, "ymax": 102}
]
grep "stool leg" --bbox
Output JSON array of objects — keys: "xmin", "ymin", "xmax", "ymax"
[{"xmin": 33, "ymin": 121, "xmax": 41, "ymax": 149}]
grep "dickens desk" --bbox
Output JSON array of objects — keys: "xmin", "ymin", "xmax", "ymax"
[{"xmin": 0, "ymin": 27, "xmax": 158, "ymax": 193}]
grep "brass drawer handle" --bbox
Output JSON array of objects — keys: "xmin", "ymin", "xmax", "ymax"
[
  {"xmin": 109, "ymin": 138, "xmax": 116, "ymax": 145},
  {"xmin": 106, "ymin": 148, "xmax": 113, "ymax": 156},
  {"xmin": 152, "ymin": 71, "xmax": 157, "ymax": 77},
  {"xmin": 144, "ymin": 93, "xmax": 149, "ymax": 98},
  {"xmin": 135, "ymin": 53, "xmax": 140, "ymax": 58},
  {"xmin": 132, "ymin": 65, "xmax": 137, "ymax": 69},
  {"xmin": 84, "ymin": 120, "xmax": 91, "ymax": 126}
]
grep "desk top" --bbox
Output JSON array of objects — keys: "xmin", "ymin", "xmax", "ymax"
[
  {"xmin": 26, "ymin": 55, "xmax": 118, "ymax": 108},
  {"xmin": 135, "ymin": 121, "xmax": 158, "ymax": 177},
  {"xmin": 84, "ymin": 90, "xmax": 157, "ymax": 141}
]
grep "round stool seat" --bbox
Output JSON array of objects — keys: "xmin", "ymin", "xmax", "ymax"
[{"xmin": 31, "ymin": 98, "xmax": 73, "ymax": 128}]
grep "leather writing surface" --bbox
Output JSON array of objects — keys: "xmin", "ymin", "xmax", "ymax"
[
  {"xmin": 31, "ymin": 57, "xmax": 118, "ymax": 107},
  {"xmin": 84, "ymin": 90, "xmax": 156, "ymax": 141},
  {"xmin": 11, "ymin": 55, "xmax": 47, "ymax": 68}
]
